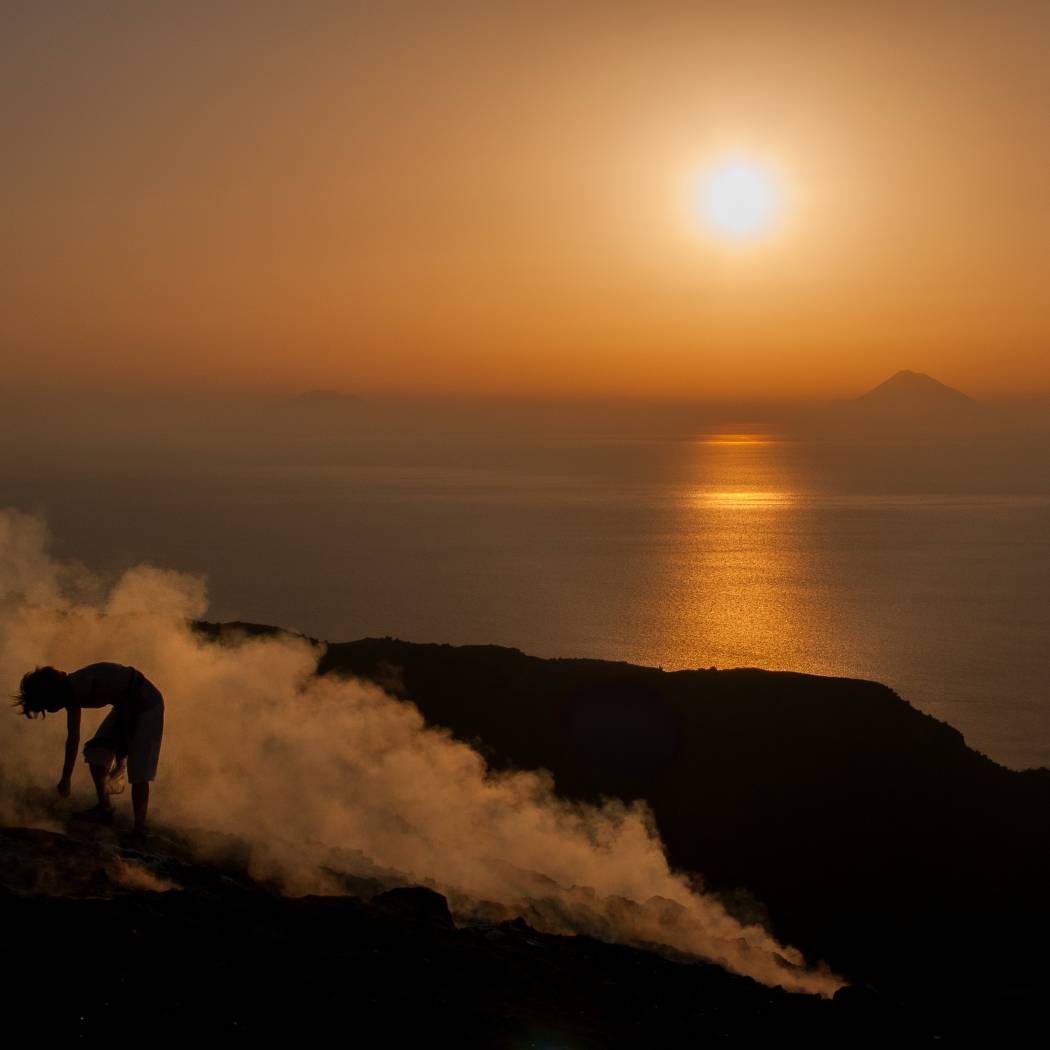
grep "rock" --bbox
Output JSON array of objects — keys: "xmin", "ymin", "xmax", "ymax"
[{"xmin": 371, "ymin": 885, "xmax": 455, "ymax": 929}]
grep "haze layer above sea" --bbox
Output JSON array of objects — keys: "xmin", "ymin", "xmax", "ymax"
[{"xmin": 3, "ymin": 390, "xmax": 1048, "ymax": 769}]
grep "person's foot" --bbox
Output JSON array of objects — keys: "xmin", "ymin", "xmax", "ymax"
[{"xmin": 72, "ymin": 804, "xmax": 114, "ymax": 826}]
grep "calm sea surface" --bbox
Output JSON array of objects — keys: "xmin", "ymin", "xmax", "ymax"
[{"xmin": 10, "ymin": 412, "xmax": 1050, "ymax": 770}]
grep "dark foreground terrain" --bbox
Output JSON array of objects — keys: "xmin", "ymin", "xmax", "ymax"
[
  {"xmin": 6, "ymin": 627, "xmax": 1047, "ymax": 1042},
  {"xmin": 2, "ymin": 825, "xmax": 910, "ymax": 1046},
  {"xmin": 205, "ymin": 624, "xmax": 1050, "ymax": 1034},
  {"xmin": 315, "ymin": 638, "xmax": 1050, "ymax": 976}
]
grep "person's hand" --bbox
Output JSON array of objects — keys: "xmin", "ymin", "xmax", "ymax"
[{"xmin": 56, "ymin": 778, "xmax": 71, "ymax": 798}]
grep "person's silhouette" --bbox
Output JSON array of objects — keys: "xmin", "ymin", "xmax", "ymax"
[{"xmin": 14, "ymin": 663, "xmax": 164, "ymax": 833}]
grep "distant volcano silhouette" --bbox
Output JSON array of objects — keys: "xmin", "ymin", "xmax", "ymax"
[{"xmin": 855, "ymin": 370, "xmax": 971, "ymax": 408}]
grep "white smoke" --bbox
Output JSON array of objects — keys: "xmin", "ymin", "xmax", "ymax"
[{"xmin": 0, "ymin": 508, "xmax": 839, "ymax": 994}]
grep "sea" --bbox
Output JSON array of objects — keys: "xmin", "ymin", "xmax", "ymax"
[{"xmin": 4, "ymin": 395, "xmax": 1049, "ymax": 770}]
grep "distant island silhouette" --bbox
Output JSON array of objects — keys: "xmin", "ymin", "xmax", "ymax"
[
  {"xmin": 855, "ymin": 369, "xmax": 972, "ymax": 408},
  {"xmin": 814, "ymin": 368, "xmax": 980, "ymax": 441}
]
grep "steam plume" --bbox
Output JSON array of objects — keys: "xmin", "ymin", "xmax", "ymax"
[{"xmin": 0, "ymin": 508, "xmax": 839, "ymax": 994}]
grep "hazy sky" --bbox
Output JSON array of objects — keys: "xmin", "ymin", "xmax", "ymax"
[{"xmin": 4, "ymin": 2, "xmax": 1049, "ymax": 398}]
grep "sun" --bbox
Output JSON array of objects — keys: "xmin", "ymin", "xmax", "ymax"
[{"xmin": 696, "ymin": 160, "xmax": 780, "ymax": 241}]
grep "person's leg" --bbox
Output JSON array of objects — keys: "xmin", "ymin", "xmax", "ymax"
[
  {"xmin": 132, "ymin": 782, "xmax": 149, "ymax": 832},
  {"xmin": 72, "ymin": 762, "xmax": 115, "ymax": 823},
  {"xmin": 82, "ymin": 709, "xmax": 121, "ymax": 815},
  {"xmin": 89, "ymin": 763, "xmax": 114, "ymax": 809},
  {"xmin": 127, "ymin": 699, "xmax": 162, "ymax": 834}
]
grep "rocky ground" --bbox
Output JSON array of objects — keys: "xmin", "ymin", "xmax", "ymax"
[
  {"xmin": 2, "ymin": 823, "xmax": 923, "ymax": 1046},
  {"xmin": 7, "ymin": 629, "xmax": 1047, "ymax": 1042}
]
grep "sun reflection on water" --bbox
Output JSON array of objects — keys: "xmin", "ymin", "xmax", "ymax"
[
  {"xmin": 700, "ymin": 433, "xmax": 777, "ymax": 447},
  {"xmin": 642, "ymin": 431, "xmax": 829, "ymax": 675},
  {"xmin": 692, "ymin": 489, "xmax": 797, "ymax": 508}
]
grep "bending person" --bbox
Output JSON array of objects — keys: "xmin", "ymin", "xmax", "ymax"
[{"xmin": 14, "ymin": 662, "xmax": 164, "ymax": 833}]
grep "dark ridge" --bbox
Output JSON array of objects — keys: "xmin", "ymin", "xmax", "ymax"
[
  {"xmin": 313, "ymin": 637, "xmax": 1050, "ymax": 998},
  {"xmin": 195, "ymin": 625, "xmax": 1050, "ymax": 1027},
  {"xmin": 195, "ymin": 620, "xmax": 310, "ymax": 644}
]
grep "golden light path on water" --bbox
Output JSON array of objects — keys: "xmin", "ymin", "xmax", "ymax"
[
  {"xmin": 646, "ymin": 432, "xmax": 839, "ymax": 677},
  {"xmin": 699, "ymin": 434, "xmax": 776, "ymax": 448},
  {"xmin": 695, "ymin": 490, "xmax": 797, "ymax": 508}
]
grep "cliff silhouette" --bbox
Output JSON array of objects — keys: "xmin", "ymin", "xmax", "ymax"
[
  {"xmin": 253, "ymin": 628, "xmax": 1050, "ymax": 1032},
  {"xmin": 310, "ymin": 639, "xmax": 1046, "ymax": 961},
  {"xmin": 6, "ymin": 623, "xmax": 1047, "ymax": 1040}
]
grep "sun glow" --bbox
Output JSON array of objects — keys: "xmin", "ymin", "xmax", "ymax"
[{"xmin": 696, "ymin": 160, "xmax": 780, "ymax": 241}]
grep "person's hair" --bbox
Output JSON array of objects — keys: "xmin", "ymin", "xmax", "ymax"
[{"xmin": 12, "ymin": 666, "xmax": 67, "ymax": 719}]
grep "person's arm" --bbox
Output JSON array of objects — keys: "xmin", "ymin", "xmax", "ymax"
[{"xmin": 57, "ymin": 706, "xmax": 81, "ymax": 797}]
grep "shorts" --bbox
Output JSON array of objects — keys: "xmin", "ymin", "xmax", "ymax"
[{"xmin": 82, "ymin": 684, "xmax": 164, "ymax": 784}]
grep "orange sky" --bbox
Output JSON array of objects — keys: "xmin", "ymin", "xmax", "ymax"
[{"xmin": 3, "ymin": 3, "xmax": 1049, "ymax": 398}]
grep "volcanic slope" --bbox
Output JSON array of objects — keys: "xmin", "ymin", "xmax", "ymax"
[
  {"xmin": 301, "ymin": 633, "xmax": 1050, "ymax": 1019},
  {"xmin": 2, "ymin": 824, "xmax": 910, "ymax": 1046}
]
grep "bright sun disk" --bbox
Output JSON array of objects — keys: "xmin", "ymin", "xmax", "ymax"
[{"xmin": 697, "ymin": 161, "xmax": 780, "ymax": 241}]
